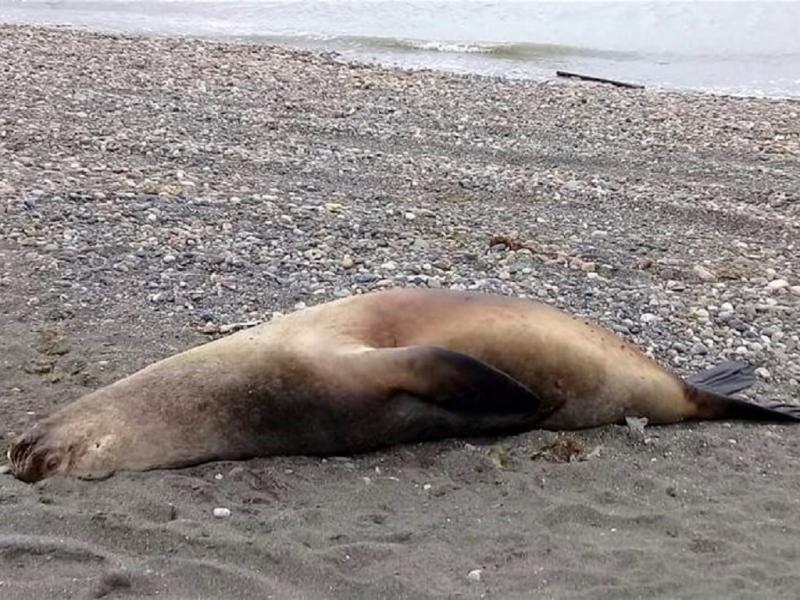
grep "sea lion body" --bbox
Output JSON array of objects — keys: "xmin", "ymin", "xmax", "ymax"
[
  {"xmin": 280, "ymin": 287, "xmax": 690, "ymax": 429},
  {"xmin": 7, "ymin": 288, "xmax": 798, "ymax": 482}
]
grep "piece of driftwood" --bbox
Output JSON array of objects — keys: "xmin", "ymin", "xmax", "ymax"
[{"xmin": 556, "ymin": 70, "xmax": 644, "ymax": 90}]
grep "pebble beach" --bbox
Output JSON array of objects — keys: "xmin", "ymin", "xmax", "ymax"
[{"xmin": 1, "ymin": 24, "xmax": 799, "ymax": 599}]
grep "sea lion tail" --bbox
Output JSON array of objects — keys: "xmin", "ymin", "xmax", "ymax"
[{"xmin": 685, "ymin": 361, "xmax": 800, "ymax": 422}]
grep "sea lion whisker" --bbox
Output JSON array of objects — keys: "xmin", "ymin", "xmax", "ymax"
[{"xmin": 9, "ymin": 436, "xmax": 35, "ymax": 470}]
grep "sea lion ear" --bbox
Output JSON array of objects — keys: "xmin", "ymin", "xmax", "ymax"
[{"xmin": 353, "ymin": 345, "xmax": 541, "ymax": 415}]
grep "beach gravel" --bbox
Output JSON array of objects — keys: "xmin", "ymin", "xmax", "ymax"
[{"xmin": 1, "ymin": 24, "xmax": 799, "ymax": 600}]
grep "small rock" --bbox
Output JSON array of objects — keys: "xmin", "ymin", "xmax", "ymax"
[
  {"xmin": 766, "ymin": 279, "xmax": 789, "ymax": 291},
  {"xmin": 162, "ymin": 254, "xmax": 176, "ymax": 264},
  {"xmin": 693, "ymin": 265, "xmax": 716, "ymax": 281},
  {"xmin": 467, "ymin": 569, "xmax": 482, "ymax": 582},
  {"xmin": 199, "ymin": 322, "xmax": 218, "ymax": 334},
  {"xmin": 354, "ymin": 273, "xmax": 379, "ymax": 284},
  {"xmin": 640, "ymin": 313, "xmax": 658, "ymax": 324},
  {"xmin": 213, "ymin": 507, "xmax": 231, "ymax": 518},
  {"xmin": 404, "ymin": 211, "xmax": 416, "ymax": 221},
  {"xmin": 755, "ymin": 367, "xmax": 771, "ymax": 380}
]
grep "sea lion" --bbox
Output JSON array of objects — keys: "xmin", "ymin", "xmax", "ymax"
[{"xmin": 7, "ymin": 288, "xmax": 799, "ymax": 482}]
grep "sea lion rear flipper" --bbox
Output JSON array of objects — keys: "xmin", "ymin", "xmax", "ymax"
[
  {"xmin": 688, "ymin": 389, "xmax": 800, "ymax": 422},
  {"xmin": 349, "ymin": 346, "xmax": 541, "ymax": 415},
  {"xmin": 687, "ymin": 360, "xmax": 756, "ymax": 396},
  {"xmin": 685, "ymin": 361, "xmax": 800, "ymax": 422}
]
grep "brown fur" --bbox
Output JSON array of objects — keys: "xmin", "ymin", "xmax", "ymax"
[{"xmin": 5, "ymin": 288, "xmax": 785, "ymax": 482}]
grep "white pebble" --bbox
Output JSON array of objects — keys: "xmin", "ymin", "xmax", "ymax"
[
  {"xmin": 766, "ymin": 279, "xmax": 789, "ymax": 291},
  {"xmin": 467, "ymin": 569, "xmax": 482, "ymax": 582},
  {"xmin": 213, "ymin": 507, "xmax": 231, "ymax": 518},
  {"xmin": 755, "ymin": 367, "xmax": 771, "ymax": 380},
  {"xmin": 693, "ymin": 265, "xmax": 716, "ymax": 281},
  {"xmin": 404, "ymin": 211, "xmax": 417, "ymax": 221}
]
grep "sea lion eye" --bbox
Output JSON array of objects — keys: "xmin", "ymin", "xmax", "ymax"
[{"xmin": 45, "ymin": 454, "xmax": 61, "ymax": 472}]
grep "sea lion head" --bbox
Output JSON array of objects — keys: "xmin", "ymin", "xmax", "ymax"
[{"xmin": 7, "ymin": 417, "xmax": 119, "ymax": 482}]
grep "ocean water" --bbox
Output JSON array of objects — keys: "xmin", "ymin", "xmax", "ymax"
[{"xmin": 2, "ymin": 0, "xmax": 799, "ymax": 98}]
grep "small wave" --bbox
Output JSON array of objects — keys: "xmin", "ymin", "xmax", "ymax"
[{"xmin": 314, "ymin": 35, "xmax": 639, "ymax": 62}]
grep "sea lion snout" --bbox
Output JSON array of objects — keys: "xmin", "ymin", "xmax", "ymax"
[
  {"xmin": 8, "ymin": 425, "xmax": 42, "ymax": 464},
  {"xmin": 8, "ymin": 427, "xmax": 70, "ymax": 483}
]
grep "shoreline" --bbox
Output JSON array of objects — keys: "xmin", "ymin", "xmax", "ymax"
[
  {"xmin": 3, "ymin": 21, "xmax": 800, "ymax": 102},
  {"xmin": 1, "ymin": 23, "xmax": 799, "ymax": 600}
]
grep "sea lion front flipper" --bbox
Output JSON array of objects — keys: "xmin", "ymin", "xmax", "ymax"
[{"xmin": 347, "ymin": 345, "xmax": 541, "ymax": 415}]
